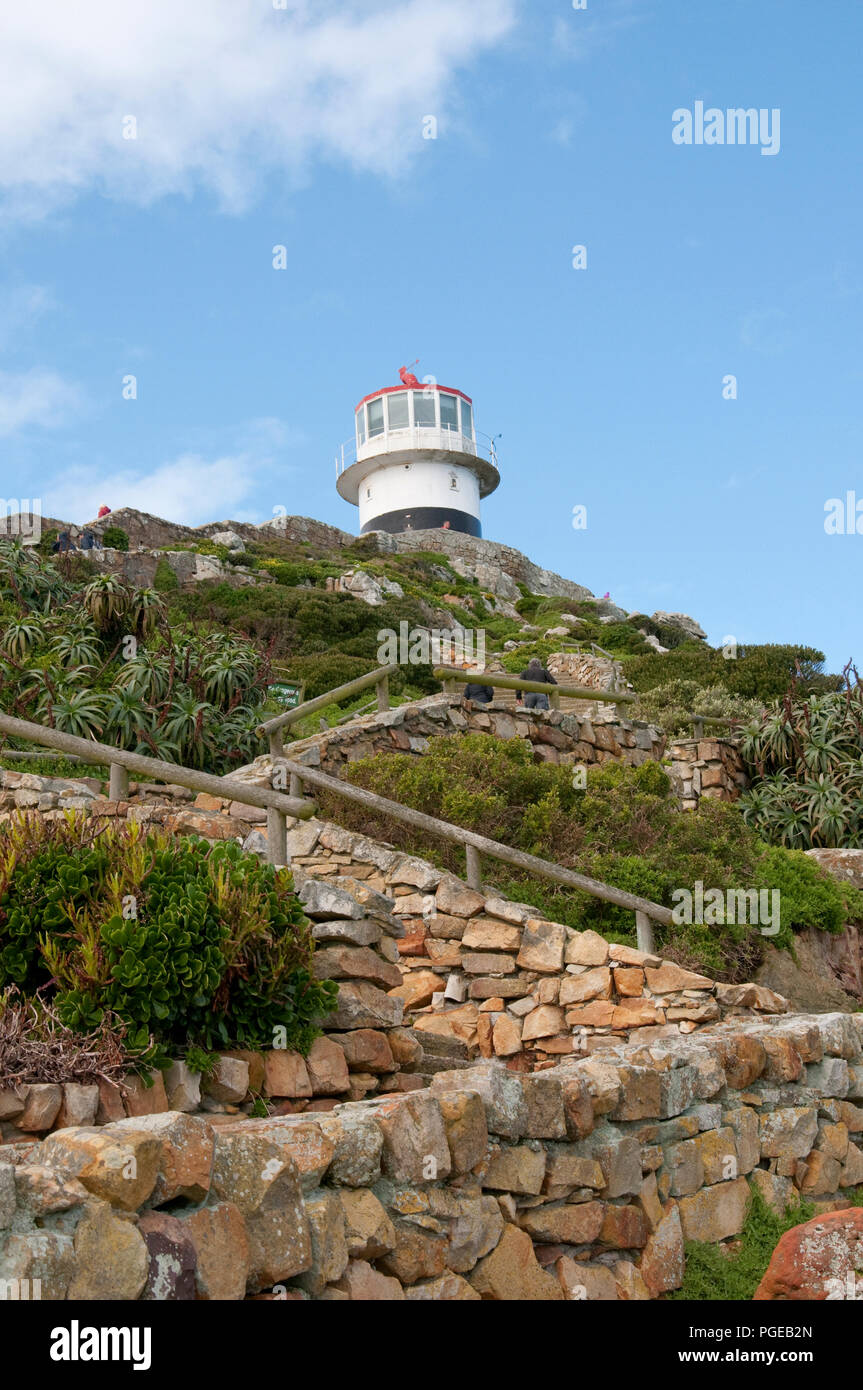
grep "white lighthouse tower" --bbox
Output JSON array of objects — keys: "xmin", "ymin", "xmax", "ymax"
[{"xmin": 335, "ymin": 370, "xmax": 500, "ymax": 536}]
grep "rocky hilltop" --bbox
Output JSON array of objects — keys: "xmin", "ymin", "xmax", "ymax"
[{"xmin": 2, "ymin": 506, "xmax": 706, "ymax": 637}]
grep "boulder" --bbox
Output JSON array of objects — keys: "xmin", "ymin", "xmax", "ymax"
[
  {"xmin": 754, "ymin": 1208, "xmax": 863, "ymax": 1300},
  {"xmin": 651, "ymin": 611, "xmax": 707, "ymax": 641}
]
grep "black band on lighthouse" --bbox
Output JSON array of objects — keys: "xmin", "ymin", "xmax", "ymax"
[{"xmin": 361, "ymin": 506, "xmax": 482, "ymax": 537}]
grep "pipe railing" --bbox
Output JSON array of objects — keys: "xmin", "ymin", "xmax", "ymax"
[
  {"xmin": 433, "ymin": 666, "xmax": 635, "ymax": 711},
  {"xmin": 277, "ymin": 756, "xmax": 671, "ymax": 952}
]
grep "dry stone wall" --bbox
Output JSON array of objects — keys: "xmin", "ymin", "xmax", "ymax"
[
  {"xmin": 545, "ymin": 650, "xmax": 625, "ymax": 697},
  {"xmin": 668, "ymin": 736, "xmax": 748, "ymax": 810},
  {"xmin": 0, "ymin": 770, "xmax": 786, "ymax": 1081},
  {"xmin": 263, "ymin": 695, "xmax": 667, "ymax": 777},
  {"xmin": 2, "ymin": 1013, "xmax": 861, "ymax": 1300}
]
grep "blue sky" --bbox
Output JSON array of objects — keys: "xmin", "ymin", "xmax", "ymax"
[{"xmin": 0, "ymin": 0, "xmax": 861, "ymax": 673}]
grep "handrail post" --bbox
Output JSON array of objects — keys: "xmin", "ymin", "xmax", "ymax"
[
  {"xmin": 266, "ymin": 808, "xmax": 288, "ymax": 866},
  {"xmin": 465, "ymin": 843, "xmax": 483, "ymax": 891},
  {"xmin": 550, "ymin": 689, "xmax": 561, "ymax": 711},
  {"xmin": 289, "ymin": 772, "xmax": 304, "ymax": 799},
  {"xmin": 109, "ymin": 762, "xmax": 129, "ymax": 801},
  {"xmin": 693, "ymin": 717, "xmax": 704, "ymax": 741},
  {"xmin": 376, "ymin": 673, "xmax": 389, "ymax": 712},
  {"xmin": 635, "ymin": 910, "xmax": 655, "ymax": 955},
  {"xmin": 267, "ymin": 731, "xmax": 287, "ymax": 866}
]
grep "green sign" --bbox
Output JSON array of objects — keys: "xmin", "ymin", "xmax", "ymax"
[{"xmin": 268, "ymin": 682, "xmax": 303, "ymax": 709}]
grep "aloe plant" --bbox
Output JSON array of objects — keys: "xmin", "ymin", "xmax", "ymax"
[
  {"xmin": 50, "ymin": 626, "xmax": 101, "ymax": 669},
  {"xmin": 1, "ymin": 617, "xmax": 44, "ymax": 659},
  {"xmin": 81, "ymin": 573, "xmax": 128, "ymax": 630},
  {"xmin": 740, "ymin": 679, "xmax": 863, "ymax": 848},
  {"xmin": 39, "ymin": 686, "xmax": 106, "ymax": 739},
  {"xmin": 128, "ymin": 587, "xmax": 166, "ymax": 639}
]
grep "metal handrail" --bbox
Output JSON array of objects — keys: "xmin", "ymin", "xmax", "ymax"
[{"xmin": 335, "ymin": 427, "xmax": 499, "ymax": 476}]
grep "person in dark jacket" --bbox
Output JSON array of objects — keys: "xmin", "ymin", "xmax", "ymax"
[
  {"xmin": 80, "ymin": 529, "xmax": 95, "ymax": 551},
  {"xmin": 464, "ymin": 680, "xmax": 494, "ymax": 704},
  {"xmin": 516, "ymin": 656, "xmax": 556, "ymax": 710},
  {"xmin": 462, "ymin": 661, "xmax": 494, "ymax": 704}
]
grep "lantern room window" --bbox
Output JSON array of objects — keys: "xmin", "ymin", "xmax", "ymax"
[
  {"xmin": 356, "ymin": 409, "xmax": 366, "ymax": 446},
  {"xmin": 440, "ymin": 393, "xmax": 459, "ymax": 431},
  {"xmin": 413, "ymin": 391, "xmax": 436, "ymax": 428},
  {"xmin": 367, "ymin": 397, "xmax": 384, "ymax": 437},
  {"xmin": 387, "ymin": 392, "xmax": 409, "ymax": 430},
  {"xmin": 459, "ymin": 399, "xmax": 473, "ymax": 438}
]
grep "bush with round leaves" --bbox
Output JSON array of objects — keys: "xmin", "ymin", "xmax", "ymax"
[{"xmin": 0, "ymin": 814, "xmax": 337, "ymax": 1068}]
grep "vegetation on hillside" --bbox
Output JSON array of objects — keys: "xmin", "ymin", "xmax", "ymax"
[
  {"xmin": 322, "ymin": 734, "xmax": 863, "ymax": 978},
  {"xmin": 0, "ymin": 815, "xmax": 336, "ymax": 1075},
  {"xmin": 627, "ymin": 641, "xmax": 841, "ymax": 733},
  {"xmin": 0, "ymin": 539, "xmax": 270, "ymax": 771}
]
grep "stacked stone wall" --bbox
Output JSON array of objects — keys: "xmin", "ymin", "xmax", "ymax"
[
  {"xmin": 2, "ymin": 1014, "xmax": 861, "ymax": 1300},
  {"xmin": 669, "ymin": 737, "xmax": 747, "ymax": 810}
]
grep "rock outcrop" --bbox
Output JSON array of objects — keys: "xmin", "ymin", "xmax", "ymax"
[
  {"xmin": 370, "ymin": 527, "xmax": 594, "ymax": 603},
  {"xmin": 651, "ymin": 611, "xmax": 707, "ymax": 641},
  {"xmin": 754, "ymin": 1207, "xmax": 863, "ymax": 1300}
]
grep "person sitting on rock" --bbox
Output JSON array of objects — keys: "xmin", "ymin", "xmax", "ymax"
[
  {"xmin": 97, "ymin": 503, "xmax": 111, "ymax": 518},
  {"xmin": 462, "ymin": 662, "xmax": 494, "ymax": 705},
  {"xmin": 516, "ymin": 656, "xmax": 556, "ymax": 710}
]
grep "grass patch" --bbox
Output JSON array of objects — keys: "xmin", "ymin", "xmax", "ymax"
[{"xmin": 669, "ymin": 1185, "xmax": 816, "ymax": 1300}]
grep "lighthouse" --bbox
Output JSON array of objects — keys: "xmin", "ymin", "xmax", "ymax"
[{"xmin": 335, "ymin": 370, "xmax": 500, "ymax": 536}]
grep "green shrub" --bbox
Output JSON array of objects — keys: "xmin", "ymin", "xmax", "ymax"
[
  {"xmin": 634, "ymin": 679, "xmax": 764, "ymax": 738},
  {"xmin": 0, "ymin": 816, "xmax": 337, "ymax": 1068},
  {"xmin": 101, "ymin": 525, "xmax": 129, "ymax": 552},
  {"xmin": 153, "ymin": 558, "xmax": 179, "ymax": 592},
  {"xmin": 283, "ymin": 652, "xmax": 381, "ymax": 702},
  {"xmin": 627, "ymin": 643, "xmax": 840, "ymax": 701},
  {"xmin": 327, "ymin": 734, "xmax": 862, "ymax": 977}
]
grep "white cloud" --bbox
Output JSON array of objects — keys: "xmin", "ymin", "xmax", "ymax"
[
  {"xmin": 42, "ymin": 449, "xmax": 276, "ymax": 526},
  {"xmin": 0, "ymin": 369, "xmax": 82, "ymax": 436},
  {"xmin": 0, "ymin": 0, "xmax": 516, "ymax": 221}
]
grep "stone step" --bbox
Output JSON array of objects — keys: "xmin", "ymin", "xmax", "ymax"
[
  {"xmin": 411, "ymin": 1061, "xmax": 478, "ymax": 1084},
  {"xmin": 414, "ymin": 1053, "xmax": 478, "ymax": 1076}
]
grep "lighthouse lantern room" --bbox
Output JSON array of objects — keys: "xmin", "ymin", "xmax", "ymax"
[{"xmin": 336, "ymin": 370, "xmax": 500, "ymax": 536}]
